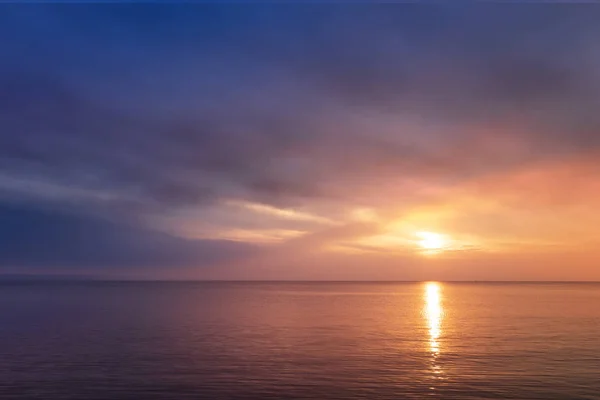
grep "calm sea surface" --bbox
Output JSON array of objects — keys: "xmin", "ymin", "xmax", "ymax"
[{"xmin": 1, "ymin": 282, "xmax": 599, "ymax": 399}]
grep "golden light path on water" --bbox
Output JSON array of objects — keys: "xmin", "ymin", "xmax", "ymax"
[
  {"xmin": 424, "ymin": 281, "xmax": 444, "ymax": 388},
  {"xmin": 425, "ymin": 282, "xmax": 443, "ymax": 355}
]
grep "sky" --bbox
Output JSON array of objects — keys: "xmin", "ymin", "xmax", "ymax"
[{"xmin": 2, "ymin": 4, "xmax": 600, "ymax": 280}]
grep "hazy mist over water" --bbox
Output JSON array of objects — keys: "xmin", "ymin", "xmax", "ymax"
[{"xmin": 1, "ymin": 282, "xmax": 599, "ymax": 399}]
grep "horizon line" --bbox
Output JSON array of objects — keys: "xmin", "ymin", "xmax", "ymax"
[{"xmin": 0, "ymin": 277, "xmax": 599, "ymax": 284}]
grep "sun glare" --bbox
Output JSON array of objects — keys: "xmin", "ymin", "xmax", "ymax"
[
  {"xmin": 424, "ymin": 282, "xmax": 443, "ymax": 355},
  {"xmin": 417, "ymin": 231, "xmax": 446, "ymax": 250}
]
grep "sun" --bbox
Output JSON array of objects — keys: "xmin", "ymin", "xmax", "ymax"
[{"xmin": 416, "ymin": 231, "xmax": 447, "ymax": 250}]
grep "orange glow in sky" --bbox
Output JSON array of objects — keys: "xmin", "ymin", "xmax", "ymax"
[{"xmin": 5, "ymin": 6, "xmax": 600, "ymax": 281}]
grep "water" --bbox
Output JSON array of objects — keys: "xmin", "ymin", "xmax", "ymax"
[{"xmin": 1, "ymin": 282, "xmax": 599, "ymax": 399}]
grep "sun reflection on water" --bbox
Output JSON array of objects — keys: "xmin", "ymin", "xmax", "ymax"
[
  {"xmin": 424, "ymin": 282, "xmax": 445, "ymax": 391},
  {"xmin": 424, "ymin": 282, "xmax": 443, "ymax": 355}
]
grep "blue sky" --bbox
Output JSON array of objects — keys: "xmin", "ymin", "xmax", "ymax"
[{"xmin": 2, "ymin": 4, "xmax": 600, "ymax": 280}]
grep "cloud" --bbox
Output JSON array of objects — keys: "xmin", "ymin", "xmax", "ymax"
[
  {"xmin": 3, "ymin": 5, "xmax": 600, "ymax": 277},
  {"xmin": 2, "ymin": 6, "xmax": 600, "ymax": 216},
  {"xmin": 226, "ymin": 200, "xmax": 335, "ymax": 225},
  {"xmin": 0, "ymin": 200, "xmax": 255, "ymax": 271}
]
